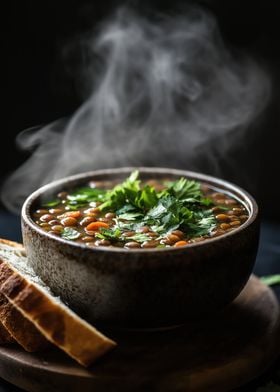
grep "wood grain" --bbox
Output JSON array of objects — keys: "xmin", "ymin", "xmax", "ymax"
[{"xmin": 0, "ymin": 275, "xmax": 279, "ymax": 392}]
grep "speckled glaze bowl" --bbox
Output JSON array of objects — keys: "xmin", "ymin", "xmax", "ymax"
[{"xmin": 21, "ymin": 167, "xmax": 259, "ymax": 327}]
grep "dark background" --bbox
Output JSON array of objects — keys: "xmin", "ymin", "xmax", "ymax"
[
  {"xmin": 2, "ymin": 0, "xmax": 280, "ymax": 218},
  {"xmin": 1, "ymin": 2, "xmax": 280, "ymax": 390}
]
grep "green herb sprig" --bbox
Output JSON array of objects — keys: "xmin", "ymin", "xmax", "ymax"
[
  {"xmin": 260, "ymin": 275, "xmax": 280, "ymax": 287},
  {"xmin": 44, "ymin": 170, "xmax": 217, "ymax": 243}
]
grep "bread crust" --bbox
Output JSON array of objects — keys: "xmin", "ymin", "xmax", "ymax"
[
  {"xmin": 0, "ymin": 239, "xmax": 21, "ymax": 345},
  {"xmin": 0, "ymin": 292, "xmax": 49, "ymax": 351},
  {"xmin": 0, "ymin": 239, "xmax": 24, "ymax": 249},
  {"xmin": 0, "ymin": 317, "xmax": 14, "ymax": 344},
  {"xmin": 0, "ymin": 238, "xmax": 116, "ymax": 366}
]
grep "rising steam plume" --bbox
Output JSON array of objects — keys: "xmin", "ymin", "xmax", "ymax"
[{"xmin": 2, "ymin": 6, "xmax": 270, "ymax": 213}]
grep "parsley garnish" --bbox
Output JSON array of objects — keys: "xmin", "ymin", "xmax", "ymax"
[
  {"xmin": 65, "ymin": 187, "xmax": 106, "ymax": 210},
  {"xmin": 61, "ymin": 227, "xmax": 81, "ymax": 240},
  {"xmin": 46, "ymin": 171, "xmax": 217, "ymax": 243}
]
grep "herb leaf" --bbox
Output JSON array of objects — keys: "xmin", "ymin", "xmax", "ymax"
[
  {"xmin": 67, "ymin": 188, "xmax": 106, "ymax": 203},
  {"xmin": 95, "ymin": 227, "xmax": 122, "ymax": 241},
  {"xmin": 42, "ymin": 199, "xmax": 61, "ymax": 207},
  {"xmin": 61, "ymin": 227, "xmax": 81, "ymax": 240},
  {"xmin": 184, "ymin": 210, "xmax": 216, "ymax": 237},
  {"xmin": 144, "ymin": 195, "xmax": 215, "ymax": 237},
  {"xmin": 62, "ymin": 187, "xmax": 107, "ymax": 210},
  {"xmin": 99, "ymin": 170, "xmax": 140, "ymax": 212},
  {"xmin": 122, "ymin": 233, "xmax": 151, "ymax": 243},
  {"xmin": 118, "ymin": 212, "xmax": 144, "ymax": 221},
  {"xmin": 135, "ymin": 185, "xmax": 158, "ymax": 210},
  {"xmin": 163, "ymin": 178, "xmax": 201, "ymax": 200},
  {"xmin": 260, "ymin": 275, "xmax": 280, "ymax": 287}
]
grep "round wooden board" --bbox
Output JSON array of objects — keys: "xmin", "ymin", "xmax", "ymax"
[{"xmin": 0, "ymin": 275, "xmax": 279, "ymax": 392}]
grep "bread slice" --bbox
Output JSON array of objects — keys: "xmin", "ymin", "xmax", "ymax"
[
  {"xmin": 0, "ymin": 317, "xmax": 14, "ymax": 344},
  {"xmin": 0, "ymin": 240, "xmax": 22, "ymax": 345},
  {"xmin": 0, "ymin": 291, "xmax": 49, "ymax": 351},
  {"xmin": 0, "ymin": 239, "xmax": 116, "ymax": 366}
]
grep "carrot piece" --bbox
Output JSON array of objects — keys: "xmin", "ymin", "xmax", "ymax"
[
  {"xmin": 86, "ymin": 221, "xmax": 109, "ymax": 231},
  {"xmin": 64, "ymin": 211, "xmax": 82, "ymax": 218},
  {"xmin": 174, "ymin": 240, "xmax": 188, "ymax": 247}
]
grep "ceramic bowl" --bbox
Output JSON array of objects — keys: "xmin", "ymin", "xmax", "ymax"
[{"xmin": 21, "ymin": 167, "xmax": 259, "ymax": 327}]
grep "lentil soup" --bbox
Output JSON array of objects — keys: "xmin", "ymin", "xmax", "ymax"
[{"xmin": 32, "ymin": 171, "xmax": 249, "ymax": 249}]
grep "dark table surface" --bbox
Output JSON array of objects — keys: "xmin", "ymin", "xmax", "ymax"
[{"xmin": 0, "ymin": 211, "xmax": 280, "ymax": 392}]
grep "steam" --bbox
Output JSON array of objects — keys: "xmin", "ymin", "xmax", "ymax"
[{"xmin": 2, "ymin": 6, "xmax": 270, "ymax": 213}]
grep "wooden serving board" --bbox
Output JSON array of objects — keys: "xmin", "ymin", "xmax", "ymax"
[{"xmin": 0, "ymin": 275, "xmax": 279, "ymax": 392}]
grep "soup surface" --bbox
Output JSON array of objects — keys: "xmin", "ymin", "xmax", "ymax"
[{"xmin": 32, "ymin": 171, "xmax": 249, "ymax": 249}]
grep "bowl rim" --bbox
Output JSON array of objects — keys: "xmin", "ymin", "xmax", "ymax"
[{"xmin": 22, "ymin": 167, "xmax": 258, "ymax": 254}]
